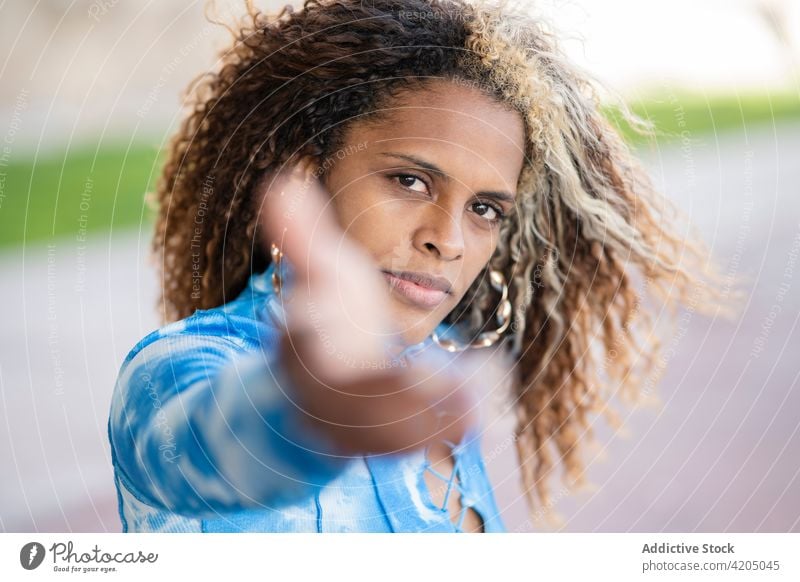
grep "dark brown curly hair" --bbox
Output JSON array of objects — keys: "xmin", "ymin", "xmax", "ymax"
[{"xmin": 152, "ymin": 0, "xmax": 735, "ymax": 524}]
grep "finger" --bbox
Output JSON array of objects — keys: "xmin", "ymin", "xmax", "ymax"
[
  {"xmin": 257, "ymin": 158, "xmax": 340, "ymax": 284},
  {"xmin": 349, "ymin": 364, "xmax": 478, "ymax": 453}
]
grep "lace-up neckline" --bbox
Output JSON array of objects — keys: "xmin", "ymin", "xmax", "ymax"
[{"xmin": 419, "ymin": 436, "xmax": 486, "ymax": 533}]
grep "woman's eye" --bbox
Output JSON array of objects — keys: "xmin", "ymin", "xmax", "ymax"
[
  {"xmin": 393, "ymin": 174, "xmax": 429, "ymax": 194},
  {"xmin": 472, "ymin": 201, "xmax": 504, "ymax": 223}
]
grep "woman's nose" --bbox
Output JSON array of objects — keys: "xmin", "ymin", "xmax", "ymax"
[{"xmin": 413, "ymin": 204, "xmax": 464, "ymax": 261}]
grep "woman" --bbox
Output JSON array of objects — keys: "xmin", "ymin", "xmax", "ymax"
[{"xmin": 108, "ymin": 0, "xmax": 723, "ymax": 533}]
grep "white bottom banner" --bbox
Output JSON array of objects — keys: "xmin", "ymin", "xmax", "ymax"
[{"xmin": 1, "ymin": 533, "xmax": 798, "ymax": 581}]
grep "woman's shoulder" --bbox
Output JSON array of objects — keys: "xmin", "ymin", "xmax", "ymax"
[{"xmin": 119, "ymin": 266, "xmax": 280, "ymax": 371}]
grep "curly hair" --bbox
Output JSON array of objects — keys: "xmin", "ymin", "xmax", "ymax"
[{"xmin": 152, "ymin": 0, "xmax": 735, "ymax": 524}]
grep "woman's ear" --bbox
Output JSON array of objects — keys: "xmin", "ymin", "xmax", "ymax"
[{"xmin": 284, "ymin": 152, "xmax": 322, "ymax": 178}]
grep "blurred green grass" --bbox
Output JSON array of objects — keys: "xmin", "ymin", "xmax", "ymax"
[
  {"xmin": 607, "ymin": 91, "xmax": 800, "ymax": 145},
  {"xmin": 0, "ymin": 92, "xmax": 798, "ymax": 249},
  {"xmin": 0, "ymin": 142, "xmax": 160, "ymax": 248}
]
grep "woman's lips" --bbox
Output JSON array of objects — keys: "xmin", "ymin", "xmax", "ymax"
[{"xmin": 382, "ymin": 271, "xmax": 449, "ymax": 310}]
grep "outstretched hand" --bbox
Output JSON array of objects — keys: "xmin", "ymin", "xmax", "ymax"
[{"xmin": 257, "ymin": 158, "xmax": 502, "ymax": 455}]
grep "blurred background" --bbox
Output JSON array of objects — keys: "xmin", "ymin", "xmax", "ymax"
[{"xmin": 0, "ymin": 0, "xmax": 798, "ymax": 533}]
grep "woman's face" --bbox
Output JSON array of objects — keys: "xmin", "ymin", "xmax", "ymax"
[{"xmin": 322, "ymin": 79, "xmax": 526, "ymax": 346}]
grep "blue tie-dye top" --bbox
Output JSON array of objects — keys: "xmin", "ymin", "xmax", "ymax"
[{"xmin": 107, "ymin": 256, "xmax": 506, "ymax": 533}]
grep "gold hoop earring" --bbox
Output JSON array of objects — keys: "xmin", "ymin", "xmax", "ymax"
[
  {"xmin": 431, "ymin": 268, "xmax": 512, "ymax": 352},
  {"xmin": 270, "ymin": 242, "xmax": 284, "ymax": 298}
]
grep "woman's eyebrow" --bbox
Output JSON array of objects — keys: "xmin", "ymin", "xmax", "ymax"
[{"xmin": 378, "ymin": 152, "xmax": 516, "ymax": 203}]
